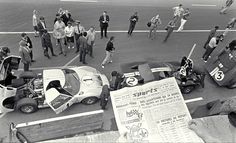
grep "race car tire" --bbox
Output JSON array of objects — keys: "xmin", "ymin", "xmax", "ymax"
[
  {"xmin": 19, "ymin": 71, "xmax": 37, "ymax": 80},
  {"xmin": 181, "ymin": 85, "xmax": 195, "ymax": 94},
  {"xmin": 226, "ymin": 82, "xmax": 236, "ymax": 89},
  {"xmin": 16, "ymin": 98, "xmax": 38, "ymax": 114},
  {"xmin": 81, "ymin": 97, "xmax": 98, "ymax": 105}
]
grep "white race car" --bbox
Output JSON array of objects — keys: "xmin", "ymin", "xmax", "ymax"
[{"xmin": 0, "ymin": 56, "xmax": 109, "ymax": 114}]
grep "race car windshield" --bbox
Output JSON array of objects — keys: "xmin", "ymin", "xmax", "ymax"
[{"xmin": 62, "ymin": 69, "xmax": 80, "ymax": 96}]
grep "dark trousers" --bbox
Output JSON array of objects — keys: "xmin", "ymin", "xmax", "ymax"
[
  {"xmin": 202, "ymin": 46, "xmax": 216, "ymax": 61},
  {"xmin": 29, "ymin": 50, "xmax": 33, "ymax": 60},
  {"xmin": 128, "ymin": 23, "xmax": 136, "ymax": 35},
  {"xmin": 100, "ymin": 97, "xmax": 108, "ymax": 109},
  {"xmin": 100, "ymin": 26, "xmax": 108, "ymax": 38},
  {"xmin": 23, "ymin": 62, "xmax": 30, "ymax": 71},
  {"xmin": 80, "ymin": 48, "xmax": 86, "ymax": 63},
  {"xmin": 75, "ymin": 36, "xmax": 80, "ymax": 52},
  {"xmin": 204, "ymin": 36, "xmax": 213, "ymax": 49},
  {"xmin": 164, "ymin": 28, "xmax": 174, "ymax": 42},
  {"xmin": 44, "ymin": 44, "xmax": 55, "ymax": 57}
]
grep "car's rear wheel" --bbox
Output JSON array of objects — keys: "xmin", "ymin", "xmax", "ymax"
[
  {"xmin": 181, "ymin": 85, "xmax": 195, "ymax": 94},
  {"xmin": 81, "ymin": 97, "xmax": 98, "ymax": 105},
  {"xmin": 16, "ymin": 98, "xmax": 38, "ymax": 114}
]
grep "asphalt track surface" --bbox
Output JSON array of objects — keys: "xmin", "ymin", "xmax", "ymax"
[{"xmin": 0, "ymin": 0, "xmax": 236, "ymax": 141}]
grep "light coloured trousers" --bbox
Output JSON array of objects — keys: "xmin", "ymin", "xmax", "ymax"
[
  {"xmin": 102, "ymin": 51, "xmax": 113, "ymax": 65},
  {"xmin": 177, "ymin": 19, "xmax": 187, "ymax": 32}
]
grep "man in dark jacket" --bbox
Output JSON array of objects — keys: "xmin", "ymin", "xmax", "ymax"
[
  {"xmin": 101, "ymin": 36, "xmax": 115, "ymax": 68},
  {"xmin": 19, "ymin": 40, "xmax": 31, "ymax": 71},
  {"xmin": 37, "ymin": 16, "xmax": 47, "ymax": 37},
  {"xmin": 21, "ymin": 33, "xmax": 35, "ymax": 62},
  {"xmin": 79, "ymin": 32, "xmax": 88, "ymax": 64},
  {"xmin": 41, "ymin": 29, "xmax": 57, "ymax": 59},
  {"xmin": 128, "ymin": 12, "xmax": 138, "ymax": 36},
  {"xmin": 99, "ymin": 11, "xmax": 110, "ymax": 39},
  {"xmin": 100, "ymin": 85, "xmax": 110, "ymax": 110}
]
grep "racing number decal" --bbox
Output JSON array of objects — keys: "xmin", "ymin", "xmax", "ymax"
[
  {"xmin": 210, "ymin": 67, "xmax": 225, "ymax": 81},
  {"xmin": 126, "ymin": 77, "xmax": 138, "ymax": 87}
]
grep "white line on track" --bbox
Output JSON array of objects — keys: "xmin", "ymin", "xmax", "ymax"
[
  {"xmin": 60, "ymin": 0, "xmax": 98, "ymax": 2},
  {"xmin": 63, "ymin": 54, "xmax": 80, "ymax": 68},
  {"xmin": 192, "ymin": 4, "xmax": 217, "ymax": 7},
  {"xmin": 185, "ymin": 97, "xmax": 203, "ymax": 104},
  {"xmin": 0, "ymin": 29, "xmax": 235, "ymax": 35}
]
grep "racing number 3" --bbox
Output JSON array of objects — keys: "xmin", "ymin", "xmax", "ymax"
[{"xmin": 210, "ymin": 67, "xmax": 225, "ymax": 81}]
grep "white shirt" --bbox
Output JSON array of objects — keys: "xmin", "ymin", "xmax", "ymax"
[
  {"xmin": 65, "ymin": 26, "xmax": 74, "ymax": 37},
  {"xmin": 32, "ymin": 14, "xmax": 38, "ymax": 26},
  {"xmin": 74, "ymin": 25, "xmax": 85, "ymax": 34},
  {"xmin": 53, "ymin": 21, "xmax": 66, "ymax": 39},
  {"xmin": 173, "ymin": 6, "xmax": 184, "ymax": 17},
  {"xmin": 208, "ymin": 37, "xmax": 217, "ymax": 48},
  {"xmin": 87, "ymin": 30, "xmax": 96, "ymax": 45}
]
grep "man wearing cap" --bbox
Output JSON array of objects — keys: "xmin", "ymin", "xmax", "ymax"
[
  {"xmin": 99, "ymin": 11, "xmax": 110, "ymax": 39},
  {"xmin": 74, "ymin": 20, "xmax": 85, "ymax": 53},
  {"xmin": 21, "ymin": 33, "xmax": 35, "ymax": 62},
  {"xmin": 19, "ymin": 40, "xmax": 31, "ymax": 71},
  {"xmin": 37, "ymin": 16, "xmax": 47, "ymax": 37},
  {"xmin": 203, "ymin": 26, "xmax": 219, "ymax": 49}
]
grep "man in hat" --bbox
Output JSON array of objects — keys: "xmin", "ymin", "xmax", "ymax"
[
  {"xmin": 19, "ymin": 40, "xmax": 31, "ymax": 71},
  {"xmin": 99, "ymin": 11, "xmax": 110, "ymax": 39},
  {"xmin": 37, "ymin": 16, "xmax": 47, "ymax": 37},
  {"xmin": 74, "ymin": 20, "xmax": 85, "ymax": 53},
  {"xmin": 21, "ymin": 33, "xmax": 35, "ymax": 62},
  {"xmin": 41, "ymin": 29, "xmax": 57, "ymax": 59}
]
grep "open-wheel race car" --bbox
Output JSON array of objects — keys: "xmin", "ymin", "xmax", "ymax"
[
  {"xmin": 114, "ymin": 60, "xmax": 205, "ymax": 94},
  {"xmin": 0, "ymin": 56, "xmax": 109, "ymax": 114}
]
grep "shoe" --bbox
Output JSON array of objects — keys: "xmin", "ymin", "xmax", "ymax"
[
  {"xmin": 75, "ymin": 50, "xmax": 79, "ymax": 53},
  {"xmin": 64, "ymin": 53, "xmax": 66, "ymax": 56},
  {"xmin": 101, "ymin": 64, "xmax": 105, "ymax": 68},
  {"xmin": 46, "ymin": 55, "xmax": 50, "ymax": 59},
  {"xmin": 31, "ymin": 60, "xmax": 36, "ymax": 62},
  {"xmin": 52, "ymin": 54, "xmax": 57, "ymax": 57},
  {"xmin": 83, "ymin": 62, "xmax": 88, "ymax": 64},
  {"xmin": 59, "ymin": 52, "xmax": 63, "ymax": 55},
  {"xmin": 68, "ymin": 46, "xmax": 71, "ymax": 49},
  {"xmin": 72, "ymin": 46, "xmax": 74, "ymax": 49},
  {"xmin": 109, "ymin": 61, "xmax": 112, "ymax": 63}
]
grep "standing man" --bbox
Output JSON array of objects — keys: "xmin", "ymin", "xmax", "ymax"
[
  {"xmin": 64, "ymin": 21, "xmax": 75, "ymax": 49},
  {"xmin": 74, "ymin": 20, "xmax": 86, "ymax": 53},
  {"xmin": 32, "ymin": 10, "xmax": 39, "ymax": 37},
  {"xmin": 100, "ymin": 85, "xmax": 110, "ymax": 110},
  {"xmin": 19, "ymin": 40, "xmax": 31, "ymax": 71},
  {"xmin": 53, "ymin": 17, "xmax": 66, "ymax": 56},
  {"xmin": 172, "ymin": 4, "xmax": 184, "ymax": 23},
  {"xmin": 101, "ymin": 36, "xmax": 115, "ymax": 68},
  {"xmin": 128, "ymin": 12, "xmax": 139, "ymax": 36},
  {"xmin": 202, "ymin": 36, "xmax": 221, "ymax": 62},
  {"xmin": 79, "ymin": 32, "xmax": 88, "ymax": 64},
  {"xmin": 163, "ymin": 20, "xmax": 175, "ymax": 42},
  {"xmin": 37, "ymin": 16, "xmax": 47, "ymax": 37},
  {"xmin": 203, "ymin": 26, "xmax": 219, "ymax": 49},
  {"xmin": 220, "ymin": 0, "xmax": 234, "ymax": 14},
  {"xmin": 99, "ymin": 11, "xmax": 110, "ymax": 39},
  {"xmin": 41, "ymin": 29, "xmax": 57, "ymax": 59},
  {"xmin": 148, "ymin": 14, "xmax": 161, "ymax": 39},
  {"xmin": 177, "ymin": 8, "xmax": 191, "ymax": 32},
  {"xmin": 21, "ymin": 33, "xmax": 35, "ymax": 62},
  {"xmin": 87, "ymin": 26, "xmax": 96, "ymax": 58}
]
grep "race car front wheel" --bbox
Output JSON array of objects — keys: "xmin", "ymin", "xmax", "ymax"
[
  {"xmin": 181, "ymin": 85, "xmax": 195, "ymax": 94},
  {"xmin": 81, "ymin": 97, "xmax": 98, "ymax": 105},
  {"xmin": 16, "ymin": 98, "xmax": 38, "ymax": 114}
]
